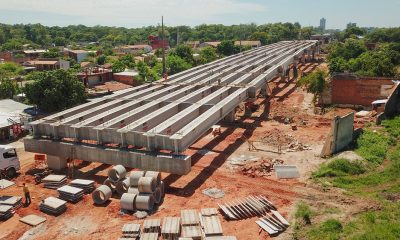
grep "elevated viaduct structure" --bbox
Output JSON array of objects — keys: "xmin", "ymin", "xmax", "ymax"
[{"xmin": 25, "ymin": 40, "xmax": 318, "ymax": 175}]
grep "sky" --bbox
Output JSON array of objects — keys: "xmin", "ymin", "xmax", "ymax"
[{"xmin": 0, "ymin": 0, "xmax": 399, "ymax": 29}]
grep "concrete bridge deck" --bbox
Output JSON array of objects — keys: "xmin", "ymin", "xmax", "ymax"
[{"xmin": 25, "ymin": 40, "xmax": 318, "ymax": 174}]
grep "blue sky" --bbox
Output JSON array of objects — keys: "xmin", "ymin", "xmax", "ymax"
[{"xmin": 0, "ymin": 0, "xmax": 399, "ymax": 29}]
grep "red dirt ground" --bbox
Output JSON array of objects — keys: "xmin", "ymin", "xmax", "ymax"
[{"xmin": 0, "ymin": 62, "xmax": 363, "ymax": 240}]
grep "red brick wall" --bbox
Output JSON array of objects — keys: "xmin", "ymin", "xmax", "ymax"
[
  {"xmin": 331, "ymin": 76, "xmax": 394, "ymax": 106},
  {"xmin": 113, "ymin": 74, "xmax": 140, "ymax": 86}
]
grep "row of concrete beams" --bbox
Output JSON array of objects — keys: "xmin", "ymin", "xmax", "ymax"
[
  {"xmin": 28, "ymin": 41, "xmax": 318, "ymax": 162},
  {"xmin": 32, "ymin": 42, "xmax": 296, "ymax": 141}
]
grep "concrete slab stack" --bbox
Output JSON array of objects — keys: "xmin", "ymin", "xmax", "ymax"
[
  {"xmin": 121, "ymin": 223, "xmax": 141, "ymax": 239},
  {"xmin": 69, "ymin": 179, "xmax": 95, "ymax": 193},
  {"xmin": 39, "ymin": 197, "xmax": 67, "ymax": 215},
  {"xmin": 139, "ymin": 233, "xmax": 159, "ymax": 240},
  {"xmin": 57, "ymin": 185, "xmax": 85, "ymax": 203},
  {"xmin": 143, "ymin": 218, "xmax": 161, "ymax": 233},
  {"xmin": 162, "ymin": 217, "xmax": 181, "ymax": 240},
  {"xmin": 181, "ymin": 209, "xmax": 202, "ymax": 240},
  {"xmin": 42, "ymin": 175, "xmax": 67, "ymax": 189},
  {"xmin": 25, "ymin": 40, "xmax": 318, "ymax": 175},
  {"xmin": 0, "ymin": 196, "xmax": 23, "ymax": 209},
  {"xmin": 0, "ymin": 205, "xmax": 13, "ymax": 220}
]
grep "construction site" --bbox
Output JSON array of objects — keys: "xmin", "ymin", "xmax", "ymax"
[{"xmin": 0, "ymin": 40, "xmax": 392, "ymax": 240}]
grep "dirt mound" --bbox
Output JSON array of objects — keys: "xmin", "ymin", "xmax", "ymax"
[{"xmin": 240, "ymin": 158, "xmax": 284, "ymax": 178}]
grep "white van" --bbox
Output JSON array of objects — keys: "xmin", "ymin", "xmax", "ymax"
[{"xmin": 0, "ymin": 145, "xmax": 21, "ymax": 178}]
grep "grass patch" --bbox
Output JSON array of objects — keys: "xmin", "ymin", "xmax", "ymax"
[
  {"xmin": 308, "ymin": 219, "xmax": 343, "ymax": 240},
  {"xmin": 382, "ymin": 116, "xmax": 400, "ymax": 141},
  {"xmin": 295, "ymin": 201, "xmax": 313, "ymax": 224},
  {"xmin": 355, "ymin": 129, "xmax": 389, "ymax": 164},
  {"xmin": 313, "ymin": 158, "xmax": 366, "ymax": 178}
]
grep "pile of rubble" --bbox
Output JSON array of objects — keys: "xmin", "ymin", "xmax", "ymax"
[
  {"xmin": 240, "ymin": 159, "xmax": 284, "ymax": 178},
  {"xmin": 260, "ymin": 128, "xmax": 311, "ymax": 151}
]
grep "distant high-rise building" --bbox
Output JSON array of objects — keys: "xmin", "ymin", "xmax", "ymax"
[{"xmin": 320, "ymin": 18, "xmax": 326, "ymax": 31}]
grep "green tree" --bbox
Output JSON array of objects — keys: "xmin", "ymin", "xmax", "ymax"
[
  {"xmin": 112, "ymin": 61, "xmax": 125, "ymax": 73},
  {"xmin": 24, "ymin": 70, "xmax": 86, "ymax": 112},
  {"xmin": 298, "ymin": 69, "xmax": 327, "ymax": 103},
  {"xmin": 167, "ymin": 55, "xmax": 192, "ymax": 74},
  {"xmin": 96, "ymin": 55, "xmax": 107, "ymax": 65},
  {"xmin": 0, "ymin": 62, "xmax": 23, "ymax": 80},
  {"xmin": 249, "ymin": 32, "xmax": 270, "ymax": 45},
  {"xmin": 217, "ymin": 40, "xmax": 238, "ymax": 56},
  {"xmin": 137, "ymin": 61, "xmax": 158, "ymax": 82},
  {"xmin": 172, "ymin": 44, "xmax": 194, "ymax": 64},
  {"xmin": 0, "ymin": 78, "xmax": 19, "ymax": 99},
  {"xmin": 199, "ymin": 46, "xmax": 218, "ymax": 64},
  {"xmin": 40, "ymin": 48, "xmax": 60, "ymax": 58}
]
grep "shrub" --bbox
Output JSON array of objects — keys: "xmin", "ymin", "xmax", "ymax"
[
  {"xmin": 295, "ymin": 201, "xmax": 313, "ymax": 224},
  {"xmin": 313, "ymin": 158, "xmax": 366, "ymax": 178},
  {"xmin": 356, "ymin": 130, "xmax": 388, "ymax": 164}
]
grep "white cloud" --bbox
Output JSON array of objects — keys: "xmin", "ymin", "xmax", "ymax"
[{"xmin": 0, "ymin": 0, "xmax": 267, "ymax": 26}]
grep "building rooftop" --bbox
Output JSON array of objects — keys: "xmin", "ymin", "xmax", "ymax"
[
  {"xmin": 68, "ymin": 49, "xmax": 88, "ymax": 54},
  {"xmin": 113, "ymin": 70, "xmax": 139, "ymax": 77},
  {"xmin": 26, "ymin": 60, "xmax": 58, "ymax": 65},
  {"xmin": 0, "ymin": 99, "xmax": 32, "ymax": 114},
  {"xmin": 234, "ymin": 40, "xmax": 261, "ymax": 46},
  {"xmin": 23, "ymin": 49, "xmax": 47, "ymax": 54}
]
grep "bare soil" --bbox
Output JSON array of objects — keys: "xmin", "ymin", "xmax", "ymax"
[{"xmin": 0, "ymin": 62, "xmax": 371, "ymax": 240}]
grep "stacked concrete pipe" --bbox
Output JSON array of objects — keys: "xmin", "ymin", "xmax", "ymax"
[
  {"xmin": 120, "ymin": 193, "xmax": 137, "ymax": 211},
  {"xmin": 92, "ymin": 185, "xmax": 112, "ymax": 204},
  {"xmin": 119, "ymin": 170, "xmax": 166, "ymax": 212},
  {"xmin": 116, "ymin": 178, "xmax": 130, "ymax": 195}
]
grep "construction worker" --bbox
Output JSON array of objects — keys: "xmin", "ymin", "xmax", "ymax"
[{"xmin": 22, "ymin": 183, "xmax": 31, "ymax": 206}]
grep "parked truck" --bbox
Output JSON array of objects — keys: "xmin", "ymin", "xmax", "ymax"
[{"xmin": 0, "ymin": 145, "xmax": 20, "ymax": 179}]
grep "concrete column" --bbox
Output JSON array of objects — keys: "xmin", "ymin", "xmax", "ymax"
[
  {"xmin": 223, "ymin": 110, "xmax": 235, "ymax": 122},
  {"xmin": 47, "ymin": 155, "xmax": 67, "ymax": 170},
  {"xmin": 293, "ymin": 61, "xmax": 298, "ymax": 79}
]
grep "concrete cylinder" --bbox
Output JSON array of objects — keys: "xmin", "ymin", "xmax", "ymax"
[
  {"xmin": 144, "ymin": 171, "xmax": 161, "ymax": 185},
  {"xmin": 108, "ymin": 165, "xmax": 127, "ymax": 182},
  {"xmin": 138, "ymin": 177, "xmax": 156, "ymax": 193},
  {"xmin": 92, "ymin": 185, "xmax": 112, "ymax": 205},
  {"xmin": 116, "ymin": 178, "xmax": 130, "ymax": 195},
  {"xmin": 160, "ymin": 181, "xmax": 165, "ymax": 197},
  {"xmin": 135, "ymin": 194, "xmax": 155, "ymax": 211},
  {"xmin": 120, "ymin": 193, "xmax": 137, "ymax": 211},
  {"xmin": 129, "ymin": 171, "xmax": 146, "ymax": 187},
  {"xmin": 128, "ymin": 187, "xmax": 140, "ymax": 195},
  {"xmin": 154, "ymin": 187, "xmax": 162, "ymax": 204},
  {"xmin": 103, "ymin": 178, "xmax": 117, "ymax": 192}
]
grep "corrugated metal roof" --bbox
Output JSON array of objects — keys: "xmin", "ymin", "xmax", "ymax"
[
  {"xmin": 201, "ymin": 216, "xmax": 223, "ymax": 236},
  {"xmin": 0, "ymin": 99, "xmax": 31, "ymax": 114},
  {"xmin": 181, "ymin": 209, "xmax": 200, "ymax": 226},
  {"xmin": 161, "ymin": 217, "xmax": 180, "ymax": 234}
]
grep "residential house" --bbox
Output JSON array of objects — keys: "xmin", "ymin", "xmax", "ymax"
[
  {"xmin": 23, "ymin": 58, "xmax": 70, "ymax": 71},
  {"xmin": 116, "ymin": 45, "xmax": 152, "ymax": 55},
  {"xmin": 67, "ymin": 49, "xmax": 89, "ymax": 63},
  {"xmin": 113, "ymin": 70, "xmax": 141, "ymax": 86},
  {"xmin": 77, "ymin": 67, "xmax": 113, "ymax": 87},
  {"xmin": 149, "ymin": 35, "xmax": 169, "ymax": 50},
  {"xmin": 198, "ymin": 42, "xmax": 221, "ymax": 48}
]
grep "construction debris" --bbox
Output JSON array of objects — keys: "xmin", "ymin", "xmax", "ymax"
[
  {"xmin": 19, "ymin": 214, "xmax": 46, "ymax": 226},
  {"xmin": 202, "ymin": 188, "xmax": 225, "ymax": 199},
  {"xmin": 218, "ymin": 195, "xmax": 276, "ymax": 220},
  {"xmin": 204, "ymin": 237, "xmax": 237, "ymax": 240},
  {"xmin": 274, "ymin": 165, "xmax": 300, "ymax": 179},
  {"xmin": 240, "ymin": 159, "xmax": 284, "ymax": 177},
  {"xmin": 57, "ymin": 185, "xmax": 85, "ymax": 203},
  {"xmin": 42, "ymin": 175, "xmax": 67, "ymax": 189},
  {"xmin": 69, "ymin": 179, "xmax": 95, "ymax": 193},
  {"xmin": 0, "ymin": 205, "xmax": 13, "ymax": 220},
  {"xmin": 0, "ymin": 179, "xmax": 15, "ymax": 189},
  {"xmin": 39, "ymin": 197, "xmax": 67, "ymax": 215},
  {"xmin": 0, "ymin": 196, "xmax": 23, "ymax": 209}
]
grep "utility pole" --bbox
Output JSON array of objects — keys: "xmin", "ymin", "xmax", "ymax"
[
  {"xmin": 176, "ymin": 26, "xmax": 180, "ymax": 46},
  {"xmin": 162, "ymin": 16, "xmax": 167, "ymax": 76}
]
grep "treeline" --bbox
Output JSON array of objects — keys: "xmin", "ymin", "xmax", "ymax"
[
  {"xmin": 0, "ymin": 22, "xmax": 318, "ymax": 50},
  {"xmin": 327, "ymin": 27, "xmax": 400, "ymax": 77}
]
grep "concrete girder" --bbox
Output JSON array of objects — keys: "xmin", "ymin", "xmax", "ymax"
[{"xmin": 24, "ymin": 137, "xmax": 191, "ymax": 175}]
